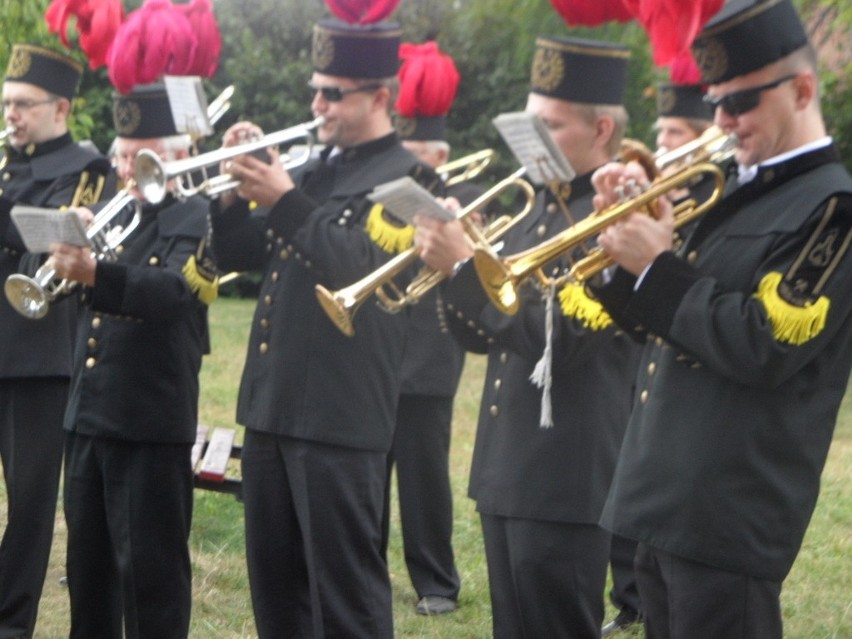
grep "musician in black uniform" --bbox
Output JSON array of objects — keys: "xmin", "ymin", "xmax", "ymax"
[
  {"xmin": 603, "ymin": 79, "xmax": 714, "ymax": 638},
  {"xmin": 210, "ymin": 19, "xmax": 439, "ymax": 638},
  {"xmin": 654, "ymin": 83, "xmax": 715, "ymax": 160},
  {"xmin": 591, "ymin": 1, "xmax": 852, "ymax": 637},
  {"xmin": 0, "ymin": 43, "xmax": 108, "ymax": 639},
  {"xmin": 415, "ymin": 38, "xmax": 640, "ymax": 638},
  {"xmin": 49, "ymin": 84, "xmax": 215, "ymax": 639},
  {"xmin": 380, "ymin": 40, "xmax": 465, "ymax": 617}
]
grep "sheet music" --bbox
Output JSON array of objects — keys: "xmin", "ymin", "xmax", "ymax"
[
  {"xmin": 11, "ymin": 206, "xmax": 89, "ymax": 253},
  {"xmin": 492, "ymin": 112, "xmax": 576, "ymax": 186},
  {"xmin": 164, "ymin": 75, "xmax": 212, "ymax": 138},
  {"xmin": 367, "ymin": 176, "xmax": 454, "ymax": 225}
]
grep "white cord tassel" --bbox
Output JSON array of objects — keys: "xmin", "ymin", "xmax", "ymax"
[{"xmin": 529, "ymin": 282, "xmax": 555, "ymax": 428}]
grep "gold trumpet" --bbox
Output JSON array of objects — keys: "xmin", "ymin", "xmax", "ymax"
[
  {"xmin": 436, "ymin": 149, "xmax": 495, "ymax": 187},
  {"xmin": 4, "ymin": 187, "xmax": 142, "ymax": 319},
  {"xmin": 133, "ymin": 116, "xmax": 325, "ymax": 204},
  {"xmin": 474, "ymin": 131, "xmax": 737, "ymax": 315},
  {"xmin": 315, "ymin": 168, "xmax": 535, "ymax": 337}
]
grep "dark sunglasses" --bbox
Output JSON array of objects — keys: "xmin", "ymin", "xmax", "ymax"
[
  {"xmin": 703, "ymin": 74, "xmax": 797, "ymax": 117},
  {"xmin": 306, "ymin": 82, "xmax": 382, "ymax": 102}
]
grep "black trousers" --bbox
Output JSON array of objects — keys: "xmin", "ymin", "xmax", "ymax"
[
  {"xmin": 0, "ymin": 378, "xmax": 67, "ymax": 639},
  {"xmin": 608, "ymin": 533, "xmax": 642, "ymax": 618},
  {"xmin": 63, "ymin": 432, "xmax": 193, "ymax": 639},
  {"xmin": 241, "ymin": 430, "xmax": 393, "ymax": 639},
  {"xmin": 382, "ymin": 393, "xmax": 459, "ymax": 601},
  {"xmin": 635, "ymin": 543, "xmax": 783, "ymax": 639},
  {"xmin": 480, "ymin": 514, "xmax": 610, "ymax": 639}
]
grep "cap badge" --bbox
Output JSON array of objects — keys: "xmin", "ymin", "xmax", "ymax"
[{"xmin": 531, "ymin": 48, "xmax": 565, "ymax": 94}]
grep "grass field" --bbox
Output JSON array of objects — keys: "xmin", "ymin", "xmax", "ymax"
[{"xmin": 15, "ymin": 297, "xmax": 852, "ymax": 637}]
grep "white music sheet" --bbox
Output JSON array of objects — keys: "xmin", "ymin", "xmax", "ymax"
[{"xmin": 11, "ymin": 205, "xmax": 89, "ymax": 253}]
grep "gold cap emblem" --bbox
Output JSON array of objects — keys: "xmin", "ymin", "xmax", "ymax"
[
  {"xmin": 531, "ymin": 48, "xmax": 565, "ymax": 94},
  {"xmin": 312, "ymin": 27, "xmax": 334, "ymax": 71},
  {"xmin": 6, "ymin": 48, "xmax": 31, "ymax": 79}
]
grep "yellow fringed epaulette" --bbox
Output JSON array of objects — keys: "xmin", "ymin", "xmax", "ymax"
[
  {"xmin": 183, "ymin": 254, "xmax": 219, "ymax": 305},
  {"xmin": 558, "ymin": 281, "xmax": 613, "ymax": 330},
  {"xmin": 364, "ymin": 203, "xmax": 414, "ymax": 253},
  {"xmin": 753, "ymin": 271, "xmax": 829, "ymax": 345}
]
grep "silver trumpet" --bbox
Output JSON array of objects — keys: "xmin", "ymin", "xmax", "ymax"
[
  {"xmin": 4, "ymin": 188, "xmax": 142, "ymax": 319},
  {"xmin": 0, "ymin": 125, "xmax": 15, "ymax": 142},
  {"xmin": 133, "ymin": 116, "xmax": 326, "ymax": 204}
]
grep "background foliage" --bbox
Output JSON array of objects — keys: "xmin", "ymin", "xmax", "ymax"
[{"xmin": 1, "ymin": 0, "xmax": 849, "ymax": 169}]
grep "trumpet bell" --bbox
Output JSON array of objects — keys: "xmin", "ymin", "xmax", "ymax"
[
  {"xmin": 472, "ymin": 250, "xmax": 521, "ymax": 315},
  {"xmin": 134, "ymin": 150, "xmax": 168, "ymax": 204},
  {"xmin": 315, "ymin": 284, "xmax": 357, "ymax": 337},
  {"xmin": 4, "ymin": 274, "xmax": 50, "ymax": 319}
]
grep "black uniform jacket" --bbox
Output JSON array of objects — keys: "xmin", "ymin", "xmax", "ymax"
[
  {"xmin": 212, "ymin": 133, "xmax": 437, "ymax": 452},
  {"xmin": 63, "ymin": 194, "xmax": 211, "ymax": 444},
  {"xmin": 444, "ymin": 173, "xmax": 640, "ymax": 524},
  {"xmin": 593, "ymin": 146, "xmax": 852, "ymax": 580},
  {"xmin": 0, "ymin": 133, "xmax": 109, "ymax": 378},
  {"xmin": 398, "ymin": 181, "xmax": 480, "ymax": 397}
]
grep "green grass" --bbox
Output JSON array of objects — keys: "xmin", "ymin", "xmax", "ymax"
[{"xmin": 14, "ymin": 297, "xmax": 852, "ymax": 637}]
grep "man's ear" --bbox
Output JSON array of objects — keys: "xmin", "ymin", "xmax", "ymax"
[
  {"xmin": 595, "ymin": 114, "xmax": 615, "ymax": 149},
  {"xmin": 372, "ymin": 85, "xmax": 391, "ymax": 112},
  {"xmin": 793, "ymin": 71, "xmax": 816, "ymax": 111},
  {"xmin": 55, "ymin": 96, "xmax": 72, "ymax": 120}
]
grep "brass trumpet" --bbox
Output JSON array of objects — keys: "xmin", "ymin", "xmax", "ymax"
[
  {"xmin": 315, "ymin": 168, "xmax": 535, "ymax": 337},
  {"xmin": 436, "ymin": 149, "xmax": 495, "ymax": 187},
  {"xmin": 474, "ymin": 131, "xmax": 737, "ymax": 315},
  {"xmin": 133, "ymin": 116, "xmax": 325, "ymax": 203},
  {"xmin": 4, "ymin": 188, "xmax": 142, "ymax": 319}
]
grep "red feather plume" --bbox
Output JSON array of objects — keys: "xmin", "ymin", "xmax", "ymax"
[
  {"xmin": 325, "ymin": 0, "xmax": 401, "ymax": 25},
  {"xmin": 106, "ymin": 0, "xmax": 197, "ymax": 94},
  {"xmin": 45, "ymin": 0, "xmax": 125, "ymax": 69},
  {"xmin": 175, "ymin": 0, "xmax": 221, "ymax": 78},
  {"xmin": 621, "ymin": 0, "xmax": 724, "ymax": 66},
  {"xmin": 395, "ymin": 41, "xmax": 460, "ymax": 119},
  {"xmin": 669, "ymin": 53, "xmax": 703, "ymax": 85},
  {"xmin": 548, "ymin": 0, "xmax": 633, "ymax": 26}
]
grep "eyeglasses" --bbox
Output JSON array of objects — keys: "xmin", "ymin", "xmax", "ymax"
[
  {"xmin": 703, "ymin": 75, "xmax": 797, "ymax": 117},
  {"xmin": 1, "ymin": 97, "xmax": 59, "ymax": 112},
  {"xmin": 306, "ymin": 82, "xmax": 382, "ymax": 103}
]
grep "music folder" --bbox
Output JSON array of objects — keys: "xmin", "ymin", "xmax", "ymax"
[
  {"xmin": 10, "ymin": 205, "xmax": 89, "ymax": 254},
  {"xmin": 492, "ymin": 111, "xmax": 576, "ymax": 186},
  {"xmin": 367, "ymin": 176, "xmax": 454, "ymax": 226}
]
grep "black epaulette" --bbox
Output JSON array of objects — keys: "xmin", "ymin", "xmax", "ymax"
[{"xmin": 31, "ymin": 143, "xmax": 110, "ymax": 182}]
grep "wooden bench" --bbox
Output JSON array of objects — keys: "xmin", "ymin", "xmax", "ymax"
[{"xmin": 192, "ymin": 424, "xmax": 243, "ymax": 500}]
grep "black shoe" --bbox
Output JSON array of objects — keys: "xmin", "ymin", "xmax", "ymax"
[
  {"xmin": 416, "ymin": 595, "xmax": 457, "ymax": 616},
  {"xmin": 601, "ymin": 610, "xmax": 641, "ymax": 636}
]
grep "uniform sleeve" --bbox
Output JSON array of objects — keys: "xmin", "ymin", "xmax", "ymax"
[
  {"xmin": 266, "ymin": 162, "xmax": 440, "ymax": 289},
  {"xmin": 209, "ymin": 198, "xmax": 269, "ymax": 273},
  {"xmin": 89, "ymin": 232, "xmax": 207, "ymax": 322},
  {"xmin": 443, "ymin": 257, "xmax": 624, "ymax": 368},
  {"xmin": 625, "ymin": 193, "xmax": 852, "ymax": 389},
  {"xmin": 0, "ymin": 197, "xmax": 27, "ymax": 253}
]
